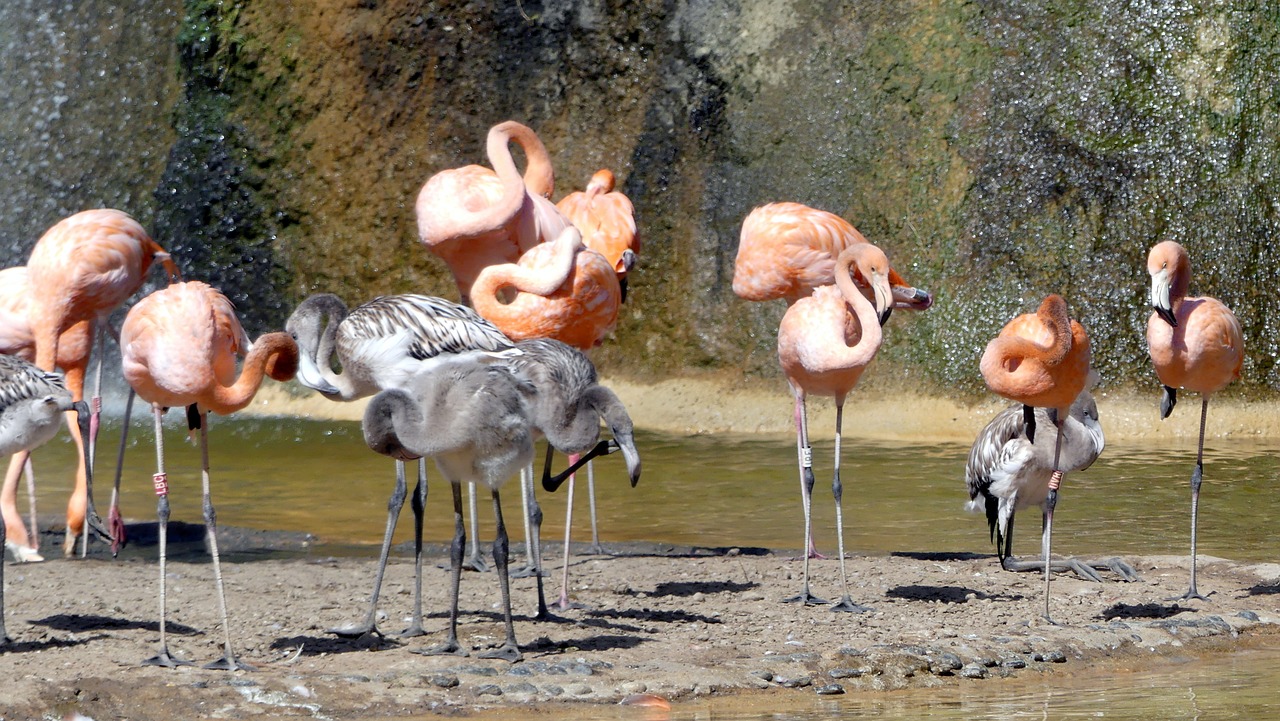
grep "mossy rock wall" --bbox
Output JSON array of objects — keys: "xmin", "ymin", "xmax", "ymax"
[{"xmin": 3, "ymin": 0, "xmax": 1278, "ymax": 395}]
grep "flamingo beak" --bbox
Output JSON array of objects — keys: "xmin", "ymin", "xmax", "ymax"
[
  {"xmin": 295, "ymin": 351, "xmax": 341, "ymax": 397},
  {"xmin": 891, "ymin": 285, "xmax": 934, "ymax": 311},
  {"xmin": 874, "ymin": 275, "xmax": 893, "ymax": 326},
  {"xmin": 1151, "ymin": 270, "xmax": 1177, "ymax": 327}
]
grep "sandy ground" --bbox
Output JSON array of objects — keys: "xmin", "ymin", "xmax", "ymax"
[
  {"xmin": 4, "ymin": 378, "xmax": 1280, "ymax": 719},
  {"xmin": 3, "ymin": 535, "xmax": 1280, "ymax": 720}
]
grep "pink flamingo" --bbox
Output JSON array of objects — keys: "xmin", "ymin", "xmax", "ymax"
[
  {"xmin": 979, "ymin": 293, "xmax": 1091, "ymax": 621},
  {"xmin": 416, "ymin": 121, "xmax": 572, "ymax": 304},
  {"xmin": 121, "ymin": 280, "xmax": 297, "ymax": 669},
  {"xmin": 556, "ymin": 169, "xmax": 640, "ymax": 300},
  {"xmin": 1145, "ymin": 240, "xmax": 1243, "ymax": 601},
  {"xmin": 733, "ymin": 202, "xmax": 933, "ymax": 309},
  {"xmin": 4, "ymin": 209, "xmax": 179, "ymax": 558},
  {"xmin": 0, "ymin": 266, "xmax": 93, "ymax": 561},
  {"xmin": 470, "ymin": 226, "xmax": 621, "ymax": 349},
  {"xmin": 776, "ymin": 243, "xmax": 891, "ymax": 611}
]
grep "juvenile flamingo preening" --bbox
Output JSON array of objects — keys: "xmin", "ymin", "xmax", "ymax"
[
  {"xmin": 979, "ymin": 293, "xmax": 1091, "ymax": 621},
  {"xmin": 285, "ymin": 292, "xmax": 521, "ymax": 635},
  {"xmin": 776, "ymin": 243, "xmax": 891, "ymax": 611},
  {"xmin": 121, "ymin": 281, "xmax": 297, "ymax": 669},
  {"xmin": 0, "ymin": 355, "xmax": 88, "ymax": 644},
  {"xmin": 362, "ymin": 359, "xmax": 535, "ymax": 662},
  {"xmin": 966, "ymin": 389, "xmax": 1137, "ymax": 581},
  {"xmin": 1145, "ymin": 240, "xmax": 1243, "ymax": 601}
]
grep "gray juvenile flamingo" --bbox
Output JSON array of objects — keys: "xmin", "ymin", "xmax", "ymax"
[
  {"xmin": 966, "ymin": 389, "xmax": 1137, "ymax": 581},
  {"xmin": 285, "ymin": 293, "xmax": 519, "ymax": 637},
  {"xmin": 505, "ymin": 338, "xmax": 641, "ymax": 616},
  {"xmin": 362, "ymin": 360, "xmax": 535, "ymax": 662},
  {"xmin": 0, "ymin": 354, "xmax": 89, "ymax": 644}
]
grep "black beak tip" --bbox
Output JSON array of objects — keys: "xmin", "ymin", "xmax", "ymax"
[{"xmin": 879, "ymin": 308, "xmax": 893, "ymax": 327}]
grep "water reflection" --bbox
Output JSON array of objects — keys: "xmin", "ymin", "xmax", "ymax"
[{"xmin": 23, "ymin": 416, "xmax": 1280, "ymax": 565}]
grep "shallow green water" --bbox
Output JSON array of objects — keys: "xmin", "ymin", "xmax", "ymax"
[
  {"xmin": 24, "ymin": 415, "xmax": 1280, "ymax": 565},
  {"xmin": 21, "ymin": 413, "xmax": 1280, "ymax": 718}
]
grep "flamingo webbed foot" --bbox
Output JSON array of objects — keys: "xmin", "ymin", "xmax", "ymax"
[
  {"xmin": 782, "ymin": 590, "xmax": 829, "ymax": 606},
  {"xmin": 830, "ymin": 596, "xmax": 871, "ymax": 613},
  {"xmin": 587, "ymin": 543, "xmax": 610, "ymax": 556},
  {"xmin": 204, "ymin": 654, "xmax": 256, "ymax": 672},
  {"xmin": 413, "ymin": 640, "xmax": 469, "ymax": 657},
  {"xmin": 477, "ymin": 642, "xmax": 523, "ymax": 663},
  {"xmin": 5, "ymin": 541, "xmax": 44, "ymax": 564},
  {"xmin": 462, "ymin": 553, "xmax": 489, "ymax": 573},
  {"xmin": 509, "ymin": 564, "xmax": 544, "ymax": 579},
  {"xmin": 109, "ymin": 505, "xmax": 127, "ymax": 556},
  {"xmin": 327, "ymin": 621, "xmax": 380, "ymax": 639},
  {"xmin": 397, "ymin": 622, "xmax": 427, "ymax": 639},
  {"xmin": 1167, "ymin": 587, "xmax": 1212, "ymax": 603},
  {"xmin": 143, "ymin": 648, "xmax": 193, "ymax": 668}
]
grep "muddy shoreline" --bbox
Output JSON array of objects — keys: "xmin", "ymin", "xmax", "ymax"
[{"xmin": 4, "ymin": 526, "xmax": 1280, "ymax": 719}]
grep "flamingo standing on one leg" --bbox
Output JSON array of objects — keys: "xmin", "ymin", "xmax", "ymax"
[
  {"xmin": 965, "ymin": 389, "xmax": 1138, "ymax": 581},
  {"xmin": 1145, "ymin": 240, "xmax": 1243, "ymax": 601},
  {"xmin": 362, "ymin": 359, "xmax": 535, "ymax": 662},
  {"xmin": 733, "ymin": 202, "xmax": 933, "ymax": 309},
  {"xmin": 121, "ymin": 281, "xmax": 297, "ymax": 669},
  {"xmin": 416, "ymin": 120, "xmax": 572, "ymax": 305},
  {"xmin": 0, "ymin": 355, "xmax": 89, "ymax": 644},
  {"xmin": 0, "ymin": 266, "xmax": 93, "ymax": 561},
  {"xmin": 776, "ymin": 243, "xmax": 892, "ymax": 611},
  {"xmin": 979, "ymin": 294, "xmax": 1091, "ymax": 622},
  {"xmin": 556, "ymin": 169, "xmax": 640, "ymax": 302},
  {"xmin": 505, "ymin": 338, "xmax": 642, "ymax": 616},
  {"xmin": 5, "ymin": 209, "xmax": 179, "ymax": 558},
  {"xmin": 285, "ymin": 293, "xmax": 520, "ymax": 636}
]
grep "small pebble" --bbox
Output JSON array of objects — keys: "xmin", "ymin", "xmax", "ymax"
[
  {"xmin": 474, "ymin": 684, "xmax": 502, "ymax": 696},
  {"xmin": 430, "ymin": 675, "xmax": 459, "ymax": 689},
  {"xmin": 960, "ymin": 664, "xmax": 988, "ymax": 679},
  {"xmin": 620, "ymin": 681, "xmax": 648, "ymax": 694},
  {"xmin": 566, "ymin": 682, "xmax": 593, "ymax": 696},
  {"xmin": 815, "ymin": 684, "xmax": 845, "ymax": 695},
  {"xmin": 749, "ymin": 670, "xmax": 774, "ymax": 681}
]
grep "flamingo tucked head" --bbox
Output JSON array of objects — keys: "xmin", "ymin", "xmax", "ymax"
[
  {"xmin": 1147, "ymin": 240, "xmax": 1190, "ymax": 328},
  {"xmin": 979, "ymin": 294, "xmax": 1091, "ymax": 411}
]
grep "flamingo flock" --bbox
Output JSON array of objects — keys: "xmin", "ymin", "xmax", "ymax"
[{"xmin": 0, "ymin": 119, "xmax": 1249, "ymax": 665}]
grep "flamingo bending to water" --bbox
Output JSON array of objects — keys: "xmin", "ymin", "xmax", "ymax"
[
  {"xmin": 776, "ymin": 243, "xmax": 891, "ymax": 611},
  {"xmin": 1145, "ymin": 240, "xmax": 1243, "ymax": 601},
  {"xmin": 121, "ymin": 281, "xmax": 297, "ymax": 669},
  {"xmin": 416, "ymin": 121, "xmax": 572, "ymax": 304},
  {"xmin": 979, "ymin": 293, "xmax": 1091, "ymax": 622}
]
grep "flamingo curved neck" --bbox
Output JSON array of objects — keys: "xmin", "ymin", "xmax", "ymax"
[
  {"xmin": 471, "ymin": 230, "xmax": 582, "ymax": 324},
  {"xmin": 833, "ymin": 255, "xmax": 883, "ymax": 367},
  {"xmin": 207, "ymin": 335, "xmax": 294, "ymax": 415}
]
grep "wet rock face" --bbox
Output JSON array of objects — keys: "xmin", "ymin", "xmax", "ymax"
[{"xmin": 4, "ymin": 1, "xmax": 1279, "ymax": 391}]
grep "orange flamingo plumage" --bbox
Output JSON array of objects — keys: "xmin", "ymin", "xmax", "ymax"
[
  {"xmin": 733, "ymin": 202, "xmax": 933, "ymax": 309},
  {"xmin": 3, "ymin": 209, "xmax": 179, "ymax": 558},
  {"xmin": 979, "ymin": 293, "xmax": 1091, "ymax": 622},
  {"xmin": 1145, "ymin": 240, "xmax": 1243, "ymax": 601},
  {"xmin": 416, "ymin": 121, "xmax": 573, "ymax": 304},
  {"xmin": 121, "ymin": 280, "xmax": 297, "ymax": 670},
  {"xmin": 0, "ymin": 266, "xmax": 92, "ymax": 561},
  {"xmin": 776, "ymin": 243, "xmax": 891, "ymax": 612},
  {"xmin": 556, "ymin": 169, "xmax": 640, "ymax": 299},
  {"xmin": 470, "ymin": 226, "xmax": 622, "ymax": 350}
]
